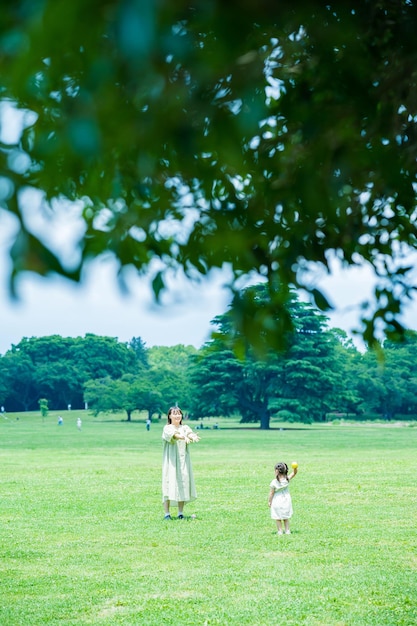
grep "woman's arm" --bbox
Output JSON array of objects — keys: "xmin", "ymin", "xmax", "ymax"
[
  {"xmin": 162, "ymin": 425, "xmax": 186, "ymax": 443},
  {"xmin": 182, "ymin": 425, "xmax": 200, "ymax": 443}
]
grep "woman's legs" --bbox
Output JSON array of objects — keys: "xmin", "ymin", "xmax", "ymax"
[{"xmin": 164, "ymin": 500, "xmax": 186, "ymax": 518}]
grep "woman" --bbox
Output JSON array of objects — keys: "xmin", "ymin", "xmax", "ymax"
[{"xmin": 162, "ymin": 406, "xmax": 200, "ymax": 519}]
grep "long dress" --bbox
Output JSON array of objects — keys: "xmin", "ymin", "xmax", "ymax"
[
  {"xmin": 162, "ymin": 424, "xmax": 197, "ymax": 506},
  {"xmin": 269, "ymin": 478, "xmax": 293, "ymax": 520}
]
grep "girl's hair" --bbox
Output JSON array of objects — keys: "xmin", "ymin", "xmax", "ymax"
[
  {"xmin": 167, "ymin": 406, "xmax": 183, "ymax": 424},
  {"xmin": 274, "ymin": 462, "xmax": 289, "ymax": 479}
]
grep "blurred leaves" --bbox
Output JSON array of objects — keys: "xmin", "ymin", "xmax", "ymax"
[{"xmin": 1, "ymin": 1, "xmax": 417, "ymax": 347}]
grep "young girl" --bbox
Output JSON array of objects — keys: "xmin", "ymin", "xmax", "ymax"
[{"xmin": 268, "ymin": 461, "xmax": 298, "ymax": 535}]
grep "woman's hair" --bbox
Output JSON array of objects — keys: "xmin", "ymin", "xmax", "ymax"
[
  {"xmin": 274, "ymin": 462, "xmax": 289, "ymax": 479},
  {"xmin": 167, "ymin": 406, "xmax": 183, "ymax": 424}
]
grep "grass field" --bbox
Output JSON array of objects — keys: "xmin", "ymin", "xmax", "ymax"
[{"xmin": 1, "ymin": 411, "xmax": 416, "ymax": 625}]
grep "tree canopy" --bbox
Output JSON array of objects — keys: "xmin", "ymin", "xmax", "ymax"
[
  {"xmin": 0, "ymin": 334, "xmax": 138, "ymax": 411},
  {"xmin": 2, "ymin": 1, "xmax": 417, "ymax": 348},
  {"xmin": 190, "ymin": 284, "xmax": 346, "ymax": 428}
]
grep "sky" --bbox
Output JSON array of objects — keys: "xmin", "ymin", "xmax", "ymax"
[
  {"xmin": 1, "ymin": 240, "xmax": 417, "ymax": 356},
  {"xmin": 0, "ymin": 256, "xmax": 235, "ymax": 354}
]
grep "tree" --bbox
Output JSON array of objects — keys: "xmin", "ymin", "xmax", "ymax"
[
  {"xmin": 274, "ymin": 304, "xmax": 351, "ymax": 422},
  {"xmin": 84, "ymin": 374, "xmax": 163, "ymax": 421},
  {"xmin": 147, "ymin": 344, "xmax": 197, "ymax": 410},
  {"xmin": 355, "ymin": 331, "xmax": 417, "ymax": 418},
  {"xmin": 39, "ymin": 398, "xmax": 49, "ymax": 420},
  {"xmin": 190, "ymin": 346, "xmax": 244, "ymax": 419},
  {"xmin": 147, "ymin": 345, "xmax": 197, "ymax": 372},
  {"xmin": 0, "ymin": 334, "xmax": 139, "ymax": 410},
  {"xmin": 0, "ymin": 351, "xmax": 36, "ymax": 411},
  {"xmin": 128, "ymin": 337, "xmax": 150, "ymax": 370},
  {"xmin": 84, "ymin": 377, "xmax": 132, "ymax": 419},
  {"xmin": 191, "ymin": 284, "xmax": 344, "ymax": 428},
  {"xmin": 33, "ymin": 361, "xmax": 82, "ymax": 409},
  {"xmin": 327, "ymin": 329, "xmax": 363, "ymax": 416},
  {"xmin": 1, "ymin": 1, "xmax": 417, "ymax": 349}
]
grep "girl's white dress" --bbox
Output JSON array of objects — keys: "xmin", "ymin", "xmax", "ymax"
[
  {"xmin": 269, "ymin": 478, "xmax": 293, "ymax": 520},
  {"xmin": 162, "ymin": 424, "xmax": 197, "ymax": 506}
]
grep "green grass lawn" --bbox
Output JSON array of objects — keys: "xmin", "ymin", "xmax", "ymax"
[{"xmin": 1, "ymin": 411, "xmax": 416, "ymax": 625}]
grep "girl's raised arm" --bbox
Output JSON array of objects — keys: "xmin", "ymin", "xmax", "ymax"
[{"xmin": 288, "ymin": 467, "xmax": 298, "ymax": 480}]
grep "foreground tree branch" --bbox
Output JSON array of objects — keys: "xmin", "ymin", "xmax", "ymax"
[{"xmin": 1, "ymin": 0, "xmax": 417, "ymax": 348}]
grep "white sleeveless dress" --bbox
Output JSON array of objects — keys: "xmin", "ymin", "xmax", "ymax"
[{"xmin": 269, "ymin": 478, "xmax": 293, "ymax": 520}]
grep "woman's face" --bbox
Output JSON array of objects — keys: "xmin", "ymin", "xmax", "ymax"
[{"xmin": 169, "ymin": 408, "xmax": 182, "ymax": 424}]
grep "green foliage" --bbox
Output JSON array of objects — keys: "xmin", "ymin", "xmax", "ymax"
[
  {"xmin": 147, "ymin": 344, "xmax": 197, "ymax": 371},
  {"xmin": 354, "ymin": 331, "xmax": 417, "ymax": 418},
  {"xmin": 1, "ymin": 1, "xmax": 417, "ymax": 349},
  {"xmin": 84, "ymin": 374, "xmax": 162, "ymax": 421},
  {"xmin": 0, "ymin": 351, "xmax": 36, "ymax": 410},
  {"xmin": 147, "ymin": 344, "xmax": 197, "ymax": 410},
  {"xmin": 38, "ymin": 398, "xmax": 48, "ymax": 417},
  {"xmin": 275, "ymin": 409, "xmax": 301, "ymax": 423},
  {"xmin": 191, "ymin": 285, "xmax": 349, "ymax": 427},
  {"xmin": 0, "ymin": 334, "xmax": 139, "ymax": 411},
  {"xmin": 128, "ymin": 337, "xmax": 150, "ymax": 369}
]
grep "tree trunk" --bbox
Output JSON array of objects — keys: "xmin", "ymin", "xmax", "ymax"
[
  {"xmin": 126, "ymin": 409, "xmax": 132, "ymax": 421},
  {"xmin": 259, "ymin": 407, "xmax": 270, "ymax": 430}
]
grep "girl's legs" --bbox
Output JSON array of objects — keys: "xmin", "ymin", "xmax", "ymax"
[
  {"xmin": 163, "ymin": 500, "xmax": 171, "ymax": 518},
  {"xmin": 284, "ymin": 519, "xmax": 291, "ymax": 534},
  {"xmin": 275, "ymin": 519, "xmax": 283, "ymax": 534}
]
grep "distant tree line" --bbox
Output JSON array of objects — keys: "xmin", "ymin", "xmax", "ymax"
[{"xmin": 1, "ymin": 285, "xmax": 417, "ymax": 428}]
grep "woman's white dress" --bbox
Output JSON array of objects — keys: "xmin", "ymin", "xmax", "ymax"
[
  {"xmin": 162, "ymin": 424, "xmax": 197, "ymax": 506},
  {"xmin": 270, "ymin": 478, "xmax": 293, "ymax": 520}
]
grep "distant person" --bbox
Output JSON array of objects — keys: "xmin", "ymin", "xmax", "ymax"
[
  {"xmin": 162, "ymin": 406, "xmax": 200, "ymax": 520},
  {"xmin": 57, "ymin": 416, "xmax": 63, "ymax": 426},
  {"xmin": 146, "ymin": 417, "xmax": 151, "ymax": 431},
  {"xmin": 268, "ymin": 461, "xmax": 298, "ymax": 535},
  {"xmin": 77, "ymin": 417, "xmax": 82, "ymax": 431}
]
